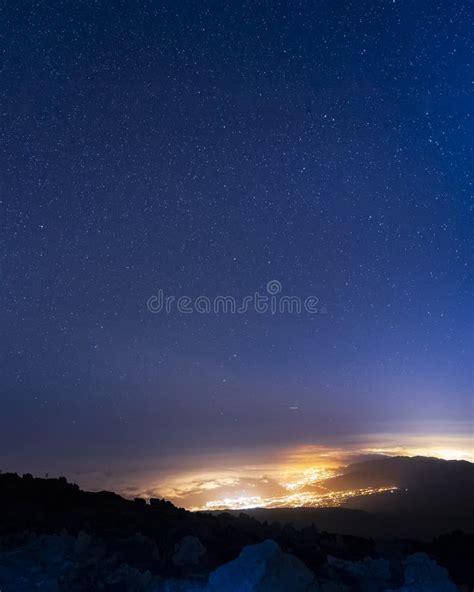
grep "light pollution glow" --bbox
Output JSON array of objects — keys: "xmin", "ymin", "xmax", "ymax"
[
  {"xmin": 60, "ymin": 430, "xmax": 473, "ymax": 511},
  {"xmin": 125, "ymin": 432, "xmax": 473, "ymax": 511},
  {"xmin": 198, "ymin": 486, "xmax": 399, "ymax": 512}
]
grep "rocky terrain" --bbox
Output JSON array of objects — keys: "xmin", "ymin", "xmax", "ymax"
[{"xmin": 0, "ymin": 472, "xmax": 472, "ymax": 591}]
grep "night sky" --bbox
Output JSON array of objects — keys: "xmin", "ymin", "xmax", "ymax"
[{"xmin": 1, "ymin": 1, "xmax": 472, "ymax": 495}]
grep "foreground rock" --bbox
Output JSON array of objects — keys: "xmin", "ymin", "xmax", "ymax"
[
  {"xmin": 327, "ymin": 554, "xmax": 391, "ymax": 590},
  {"xmin": 0, "ymin": 473, "xmax": 471, "ymax": 590},
  {"xmin": 207, "ymin": 539, "xmax": 346, "ymax": 592},
  {"xmin": 159, "ymin": 540, "xmax": 347, "ymax": 592},
  {"xmin": 172, "ymin": 536, "xmax": 206, "ymax": 567},
  {"xmin": 387, "ymin": 552, "xmax": 459, "ymax": 592},
  {"xmin": 0, "ymin": 534, "xmax": 463, "ymax": 592}
]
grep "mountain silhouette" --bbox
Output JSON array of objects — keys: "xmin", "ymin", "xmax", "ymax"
[{"xmin": 242, "ymin": 456, "xmax": 474, "ymax": 540}]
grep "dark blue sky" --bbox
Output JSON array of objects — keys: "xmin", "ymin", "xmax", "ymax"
[{"xmin": 0, "ymin": 0, "xmax": 472, "ymax": 476}]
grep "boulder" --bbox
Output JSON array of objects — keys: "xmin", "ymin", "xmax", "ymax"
[
  {"xmin": 387, "ymin": 552, "xmax": 458, "ymax": 592},
  {"xmin": 114, "ymin": 533, "xmax": 160, "ymax": 569},
  {"xmin": 327, "ymin": 554, "xmax": 391, "ymax": 590},
  {"xmin": 73, "ymin": 531, "xmax": 105, "ymax": 562},
  {"xmin": 106, "ymin": 563, "xmax": 153, "ymax": 591},
  {"xmin": 172, "ymin": 536, "xmax": 206, "ymax": 567},
  {"xmin": 207, "ymin": 539, "xmax": 346, "ymax": 592}
]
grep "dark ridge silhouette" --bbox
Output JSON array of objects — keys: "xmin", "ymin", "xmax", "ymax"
[
  {"xmin": 0, "ymin": 471, "xmax": 372, "ymax": 571},
  {"xmin": 321, "ymin": 456, "xmax": 474, "ymax": 493},
  {"xmin": 241, "ymin": 456, "xmax": 474, "ymax": 540},
  {"xmin": 325, "ymin": 456, "xmax": 474, "ymax": 533}
]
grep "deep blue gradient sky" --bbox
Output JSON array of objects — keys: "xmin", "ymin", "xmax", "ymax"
[{"xmin": 1, "ymin": 1, "xmax": 472, "ymax": 476}]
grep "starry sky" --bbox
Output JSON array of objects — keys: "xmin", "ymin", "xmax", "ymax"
[{"xmin": 1, "ymin": 1, "xmax": 472, "ymax": 487}]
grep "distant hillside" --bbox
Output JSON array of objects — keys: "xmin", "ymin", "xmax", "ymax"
[
  {"xmin": 329, "ymin": 456, "xmax": 473, "ymax": 526},
  {"xmin": 320, "ymin": 456, "xmax": 474, "ymax": 494},
  {"xmin": 241, "ymin": 456, "xmax": 474, "ymax": 540}
]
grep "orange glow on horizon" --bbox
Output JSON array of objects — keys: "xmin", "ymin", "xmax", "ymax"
[
  {"xmin": 128, "ymin": 432, "xmax": 472, "ymax": 511},
  {"xmin": 67, "ymin": 430, "xmax": 471, "ymax": 511}
]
